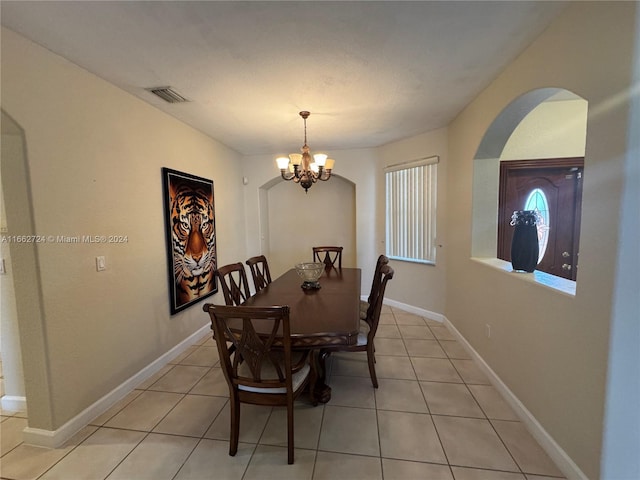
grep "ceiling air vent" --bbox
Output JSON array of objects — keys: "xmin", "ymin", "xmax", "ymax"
[{"xmin": 146, "ymin": 86, "xmax": 190, "ymax": 104}]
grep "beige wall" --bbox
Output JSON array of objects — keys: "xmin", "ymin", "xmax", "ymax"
[
  {"xmin": 1, "ymin": 28, "xmax": 246, "ymax": 431},
  {"xmin": 445, "ymin": 3, "xmax": 637, "ymax": 478},
  {"xmin": 378, "ymin": 128, "xmax": 448, "ymax": 315},
  {"xmin": 501, "ymin": 98, "xmax": 588, "ymax": 160}
]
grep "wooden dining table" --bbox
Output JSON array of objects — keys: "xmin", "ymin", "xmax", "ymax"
[{"xmin": 242, "ymin": 266, "xmax": 361, "ymax": 403}]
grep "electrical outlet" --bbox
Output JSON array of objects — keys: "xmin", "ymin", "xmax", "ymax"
[
  {"xmin": 96, "ymin": 256, "xmax": 106, "ymax": 272},
  {"xmin": 485, "ymin": 324, "xmax": 491, "ymax": 338}
]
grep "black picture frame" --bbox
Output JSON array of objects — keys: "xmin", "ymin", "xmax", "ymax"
[{"xmin": 162, "ymin": 168, "xmax": 217, "ymax": 314}]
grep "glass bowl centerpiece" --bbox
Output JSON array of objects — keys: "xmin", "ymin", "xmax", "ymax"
[{"xmin": 295, "ymin": 262, "xmax": 325, "ymax": 290}]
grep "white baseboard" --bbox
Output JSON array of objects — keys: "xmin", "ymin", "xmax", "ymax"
[
  {"xmin": 382, "ymin": 297, "xmax": 445, "ymax": 323},
  {"xmin": 1, "ymin": 395, "xmax": 27, "ymax": 412},
  {"xmin": 22, "ymin": 324, "xmax": 210, "ymax": 449},
  {"xmin": 443, "ymin": 317, "xmax": 587, "ymax": 480}
]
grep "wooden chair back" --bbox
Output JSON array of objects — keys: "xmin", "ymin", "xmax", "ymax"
[
  {"xmin": 207, "ymin": 304, "xmax": 293, "ymax": 392},
  {"xmin": 216, "ymin": 262, "xmax": 251, "ymax": 305},
  {"xmin": 367, "ymin": 255, "xmax": 390, "ymax": 307},
  {"xmin": 338, "ymin": 263, "xmax": 394, "ymax": 389},
  {"xmin": 312, "ymin": 246, "xmax": 343, "ymax": 269},
  {"xmin": 203, "ymin": 303, "xmax": 310, "ymax": 464},
  {"xmin": 363, "ymin": 264, "xmax": 395, "ymax": 339},
  {"xmin": 245, "ymin": 255, "xmax": 272, "ymax": 293}
]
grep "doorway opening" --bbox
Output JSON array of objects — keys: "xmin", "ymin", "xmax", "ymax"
[
  {"xmin": 497, "ymin": 158, "xmax": 584, "ymax": 280},
  {"xmin": 258, "ymin": 174, "xmax": 357, "ymax": 279}
]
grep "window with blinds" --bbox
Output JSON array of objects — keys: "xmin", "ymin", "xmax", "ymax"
[{"xmin": 385, "ymin": 156, "xmax": 438, "ymax": 264}]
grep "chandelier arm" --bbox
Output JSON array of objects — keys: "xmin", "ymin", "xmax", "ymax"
[
  {"xmin": 314, "ymin": 166, "xmax": 331, "ymax": 181},
  {"xmin": 280, "ymin": 164, "xmax": 305, "ymax": 182},
  {"xmin": 280, "ymin": 170, "xmax": 296, "ymax": 181}
]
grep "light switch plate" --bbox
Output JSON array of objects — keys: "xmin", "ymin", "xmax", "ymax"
[
  {"xmin": 0, "ymin": 258, "xmax": 5, "ymax": 275},
  {"xmin": 96, "ymin": 256, "xmax": 106, "ymax": 272}
]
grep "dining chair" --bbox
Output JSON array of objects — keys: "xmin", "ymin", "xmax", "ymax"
[
  {"xmin": 360, "ymin": 254, "xmax": 390, "ymax": 320},
  {"xmin": 245, "ymin": 255, "xmax": 272, "ymax": 293},
  {"xmin": 312, "ymin": 246, "xmax": 343, "ymax": 269},
  {"xmin": 203, "ymin": 304, "xmax": 311, "ymax": 464},
  {"xmin": 338, "ymin": 263, "xmax": 394, "ymax": 388},
  {"xmin": 216, "ymin": 262, "xmax": 251, "ymax": 305}
]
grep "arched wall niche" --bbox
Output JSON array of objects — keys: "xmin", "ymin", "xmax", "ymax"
[
  {"xmin": 471, "ymin": 88, "xmax": 588, "ymax": 268},
  {"xmin": 257, "ymin": 173, "xmax": 357, "ymax": 279}
]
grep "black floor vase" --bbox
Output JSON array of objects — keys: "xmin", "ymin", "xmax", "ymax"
[{"xmin": 511, "ymin": 211, "xmax": 539, "ymax": 273}]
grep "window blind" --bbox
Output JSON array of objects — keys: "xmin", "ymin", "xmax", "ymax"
[{"xmin": 385, "ymin": 156, "xmax": 438, "ymax": 264}]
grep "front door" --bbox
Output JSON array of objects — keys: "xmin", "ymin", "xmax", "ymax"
[{"xmin": 497, "ymin": 158, "xmax": 583, "ymax": 280}]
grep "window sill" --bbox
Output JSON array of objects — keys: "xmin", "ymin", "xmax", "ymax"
[
  {"xmin": 388, "ymin": 256, "xmax": 436, "ymax": 266},
  {"xmin": 471, "ymin": 257, "xmax": 576, "ymax": 296}
]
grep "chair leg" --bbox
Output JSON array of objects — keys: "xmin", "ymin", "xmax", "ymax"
[
  {"xmin": 309, "ymin": 355, "xmax": 318, "ymax": 407},
  {"xmin": 229, "ymin": 394, "xmax": 240, "ymax": 456},
  {"xmin": 367, "ymin": 344, "xmax": 378, "ymax": 388},
  {"xmin": 287, "ymin": 398, "xmax": 295, "ymax": 464}
]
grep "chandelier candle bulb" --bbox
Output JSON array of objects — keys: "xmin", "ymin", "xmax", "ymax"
[
  {"xmin": 314, "ymin": 154, "xmax": 327, "ymax": 166},
  {"xmin": 276, "ymin": 157, "xmax": 290, "ymax": 169}
]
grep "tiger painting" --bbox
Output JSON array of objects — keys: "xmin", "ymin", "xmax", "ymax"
[{"xmin": 164, "ymin": 169, "xmax": 217, "ymax": 313}]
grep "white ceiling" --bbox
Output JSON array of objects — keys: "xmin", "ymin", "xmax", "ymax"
[{"xmin": 1, "ymin": 1, "xmax": 566, "ymax": 156}]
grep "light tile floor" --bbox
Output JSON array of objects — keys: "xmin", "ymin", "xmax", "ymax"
[{"xmin": 0, "ymin": 306, "xmax": 565, "ymax": 480}]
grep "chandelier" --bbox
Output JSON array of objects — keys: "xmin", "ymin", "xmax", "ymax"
[{"xmin": 276, "ymin": 111, "xmax": 335, "ymax": 193}]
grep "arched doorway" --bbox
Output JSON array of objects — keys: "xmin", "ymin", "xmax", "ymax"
[
  {"xmin": 1, "ymin": 111, "xmax": 28, "ymax": 412},
  {"xmin": 497, "ymin": 157, "xmax": 583, "ymax": 280},
  {"xmin": 258, "ymin": 174, "xmax": 357, "ymax": 278},
  {"xmin": 1, "ymin": 110, "xmax": 52, "ymax": 431}
]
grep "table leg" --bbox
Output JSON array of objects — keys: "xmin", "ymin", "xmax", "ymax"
[{"xmin": 310, "ymin": 349, "xmax": 332, "ymax": 404}]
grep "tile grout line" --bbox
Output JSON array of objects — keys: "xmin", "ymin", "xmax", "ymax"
[
  {"xmin": 434, "ymin": 320, "xmax": 531, "ymax": 478},
  {"xmin": 373, "ymin": 315, "xmax": 384, "ymax": 478},
  {"xmin": 6, "ymin": 307, "xmax": 566, "ymax": 480},
  {"xmin": 404, "ymin": 312, "xmax": 455, "ymax": 476},
  {"xmin": 309, "ymin": 398, "xmax": 327, "ymax": 480}
]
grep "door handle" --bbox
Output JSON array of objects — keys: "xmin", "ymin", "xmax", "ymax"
[
  {"xmin": 562, "ymin": 251, "xmax": 570, "ymax": 258},
  {"xmin": 562, "ymin": 264, "xmax": 572, "ymax": 271}
]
